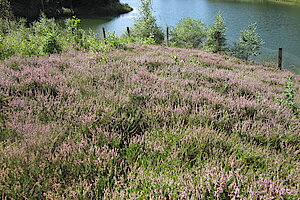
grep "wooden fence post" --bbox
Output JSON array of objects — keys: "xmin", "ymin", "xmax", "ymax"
[
  {"xmin": 127, "ymin": 27, "xmax": 130, "ymax": 36},
  {"xmin": 102, "ymin": 28, "xmax": 106, "ymax": 39},
  {"xmin": 166, "ymin": 27, "xmax": 169, "ymax": 46},
  {"xmin": 278, "ymin": 47, "xmax": 282, "ymax": 70}
]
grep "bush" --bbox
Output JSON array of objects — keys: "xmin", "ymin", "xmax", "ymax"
[
  {"xmin": 205, "ymin": 12, "xmax": 227, "ymax": 53},
  {"xmin": 32, "ymin": 14, "xmax": 62, "ymax": 54},
  {"xmin": 105, "ymin": 32, "xmax": 125, "ymax": 49},
  {"xmin": 1, "ymin": 19, "xmax": 33, "ymax": 57},
  {"xmin": 0, "ymin": 33, "xmax": 4, "ymax": 59},
  {"xmin": 64, "ymin": 16, "xmax": 83, "ymax": 46},
  {"xmin": 231, "ymin": 23, "xmax": 264, "ymax": 60},
  {"xmin": 0, "ymin": 0, "xmax": 13, "ymax": 20},
  {"xmin": 81, "ymin": 30, "xmax": 106, "ymax": 52},
  {"xmin": 169, "ymin": 18, "xmax": 206, "ymax": 48},
  {"xmin": 0, "ymin": 15, "xmax": 110, "ymax": 59},
  {"xmin": 42, "ymin": 32, "xmax": 62, "ymax": 54},
  {"xmin": 131, "ymin": 0, "xmax": 164, "ymax": 44},
  {"xmin": 64, "ymin": 17, "xmax": 107, "ymax": 52}
]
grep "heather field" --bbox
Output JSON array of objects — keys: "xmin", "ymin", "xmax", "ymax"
[{"xmin": 0, "ymin": 44, "xmax": 300, "ymax": 199}]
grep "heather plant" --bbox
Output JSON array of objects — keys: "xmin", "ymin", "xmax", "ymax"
[
  {"xmin": 131, "ymin": 0, "xmax": 164, "ymax": 44},
  {"xmin": 0, "ymin": 42, "xmax": 299, "ymax": 198},
  {"xmin": 231, "ymin": 23, "xmax": 264, "ymax": 61},
  {"xmin": 169, "ymin": 18, "xmax": 206, "ymax": 48},
  {"xmin": 205, "ymin": 12, "xmax": 227, "ymax": 53}
]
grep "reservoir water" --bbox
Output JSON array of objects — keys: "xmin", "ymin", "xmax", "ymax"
[{"xmin": 80, "ymin": 0, "xmax": 300, "ymax": 72}]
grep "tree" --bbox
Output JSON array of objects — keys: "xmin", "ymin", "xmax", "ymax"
[
  {"xmin": 169, "ymin": 18, "xmax": 206, "ymax": 49},
  {"xmin": 205, "ymin": 11, "xmax": 227, "ymax": 53},
  {"xmin": 0, "ymin": 0, "xmax": 13, "ymax": 19},
  {"xmin": 231, "ymin": 23, "xmax": 264, "ymax": 61},
  {"xmin": 131, "ymin": 0, "xmax": 164, "ymax": 44}
]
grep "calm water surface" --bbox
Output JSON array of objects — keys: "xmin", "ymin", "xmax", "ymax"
[{"xmin": 80, "ymin": 0, "xmax": 300, "ymax": 72}]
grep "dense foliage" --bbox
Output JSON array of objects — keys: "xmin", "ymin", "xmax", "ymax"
[
  {"xmin": 131, "ymin": 0, "xmax": 164, "ymax": 44},
  {"xmin": 1, "ymin": 3, "xmax": 298, "ymax": 198},
  {"xmin": 8, "ymin": 0, "xmax": 132, "ymax": 18},
  {"xmin": 2, "ymin": 0, "xmax": 264, "ymax": 61},
  {"xmin": 0, "ymin": 0, "xmax": 13, "ymax": 19},
  {"xmin": 168, "ymin": 12, "xmax": 262, "ymax": 60},
  {"xmin": 0, "ymin": 15, "xmax": 111, "ymax": 59},
  {"xmin": 205, "ymin": 12, "xmax": 227, "ymax": 53},
  {"xmin": 169, "ymin": 18, "xmax": 206, "ymax": 49},
  {"xmin": 231, "ymin": 23, "xmax": 264, "ymax": 60},
  {"xmin": 0, "ymin": 44, "xmax": 299, "ymax": 199}
]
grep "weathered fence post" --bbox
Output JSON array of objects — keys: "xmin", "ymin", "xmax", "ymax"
[
  {"xmin": 127, "ymin": 27, "xmax": 130, "ymax": 36},
  {"xmin": 278, "ymin": 47, "xmax": 282, "ymax": 70},
  {"xmin": 166, "ymin": 27, "xmax": 169, "ymax": 46},
  {"xmin": 102, "ymin": 28, "xmax": 106, "ymax": 39}
]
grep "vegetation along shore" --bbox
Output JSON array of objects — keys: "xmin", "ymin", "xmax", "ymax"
[
  {"xmin": 0, "ymin": 0, "xmax": 299, "ymax": 199},
  {"xmin": 5, "ymin": 0, "xmax": 133, "ymax": 19}
]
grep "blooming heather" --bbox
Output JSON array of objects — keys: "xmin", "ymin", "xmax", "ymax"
[{"xmin": 0, "ymin": 44, "xmax": 299, "ymax": 199}]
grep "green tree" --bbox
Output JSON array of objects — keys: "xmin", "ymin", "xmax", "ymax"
[
  {"xmin": 231, "ymin": 23, "xmax": 264, "ymax": 61},
  {"xmin": 205, "ymin": 12, "xmax": 227, "ymax": 53},
  {"xmin": 131, "ymin": 0, "xmax": 164, "ymax": 44},
  {"xmin": 169, "ymin": 18, "xmax": 206, "ymax": 49},
  {"xmin": 0, "ymin": 0, "xmax": 13, "ymax": 19}
]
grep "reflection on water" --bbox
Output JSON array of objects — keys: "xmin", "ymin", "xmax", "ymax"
[{"xmin": 80, "ymin": 0, "xmax": 300, "ymax": 72}]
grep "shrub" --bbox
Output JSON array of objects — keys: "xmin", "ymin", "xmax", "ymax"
[
  {"xmin": 64, "ymin": 17, "xmax": 107, "ymax": 52},
  {"xmin": 1, "ymin": 14, "xmax": 63, "ymax": 57},
  {"xmin": 0, "ymin": 33, "xmax": 4, "ymax": 59},
  {"xmin": 42, "ymin": 32, "xmax": 62, "ymax": 54},
  {"xmin": 81, "ymin": 30, "xmax": 106, "ymax": 52},
  {"xmin": 169, "ymin": 18, "xmax": 206, "ymax": 48},
  {"xmin": 231, "ymin": 23, "xmax": 264, "ymax": 60},
  {"xmin": 0, "ymin": 0, "xmax": 13, "ymax": 20},
  {"xmin": 105, "ymin": 32, "xmax": 125, "ymax": 49},
  {"xmin": 32, "ymin": 14, "xmax": 62, "ymax": 54},
  {"xmin": 131, "ymin": 0, "xmax": 164, "ymax": 44},
  {"xmin": 279, "ymin": 76, "xmax": 299, "ymax": 117},
  {"xmin": 64, "ymin": 16, "xmax": 83, "ymax": 46},
  {"xmin": 1, "ymin": 19, "xmax": 33, "ymax": 57},
  {"xmin": 205, "ymin": 12, "xmax": 227, "ymax": 53}
]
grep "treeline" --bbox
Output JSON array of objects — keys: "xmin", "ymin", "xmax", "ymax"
[
  {"xmin": 3, "ymin": 0, "xmax": 132, "ymax": 19},
  {"xmin": 0, "ymin": 0, "xmax": 264, "ymax": 62},
  {"xmin": 129, "ymin": 0, "xmax": 264, "ymax": 61}
]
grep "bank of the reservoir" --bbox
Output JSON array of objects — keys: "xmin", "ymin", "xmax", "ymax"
[
  {"xmin": 8, "ymin": 0, "xmax": 133, "ymax": 19},
  {"xmin": 79, "ymin": 0, "xmax": 300, "ymax": 73}
]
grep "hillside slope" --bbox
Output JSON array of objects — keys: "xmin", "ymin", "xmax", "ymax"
[{"xmin": 0, "ymin": 44, "xmax": 299, "ymax": 199}]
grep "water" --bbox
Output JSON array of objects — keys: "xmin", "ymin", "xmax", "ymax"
[{"xmin": 80, "ymin": 0, "xmax": 300, "ymax": 72}]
